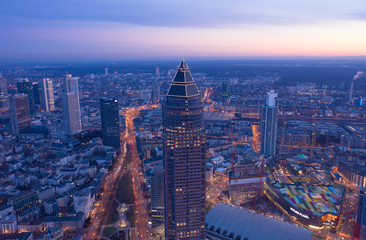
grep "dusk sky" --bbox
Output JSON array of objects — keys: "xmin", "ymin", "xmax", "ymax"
[{"xmin": 1, "ymin": 0, "xmax": 366, "ymax": 61}]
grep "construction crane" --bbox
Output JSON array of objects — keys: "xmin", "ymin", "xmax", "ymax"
[
  {"xmin": 231, "ymin": 145, "xmax": 236, "ymax": 172},
  {"xmin": 256, "ymin": 155, "xmax": 266, "ymax": 202},
  {"xmin": 303, "ymin": 124, "xmax": 307, "ymax": 147},
  {"xmin": 229, "ymin": 124, "xmax": 236, "ymax": 171},
  {"xmin": 311, "ymin": 123, "xmax": 316, "ymax": 158}
]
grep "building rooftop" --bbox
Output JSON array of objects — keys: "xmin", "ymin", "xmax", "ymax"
[
  {"xmin": 0, "ymin": 232, "xmax": 33, "ymax": 240},
  {"xmin": 206, "ymin": 203, "xmax": 313, "ymax": 240},
  {"xmin": 166, "ymin": 60, "xmax": 199, "ymax": 98},
  {"xmin": 273, "ymin": 184, "xmax": 345, "ymax": 216}
]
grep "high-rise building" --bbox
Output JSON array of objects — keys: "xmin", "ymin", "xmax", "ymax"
[
  {"xmin": 9, "ymin": 94, "xmax": 31, "ymax": 135},
  {"xmin": 39, "ymin": 78, "xmax": 55, "ymax": 112},
  {"xmin": 62, "ymin": 74, "xmax": 82, "ymax": 134},
  {"xmin": 32, "ymin": 82, "xmax": 41, "ymax": 106},
  {"xmin": 163, "ymin": 60, "xmax": 206, "ymax": 239},
  {"xmin": 0, "ymin": 77, "xmax": 9, "ymax": 108},
  {"xmin": 260, "ymin": 90, "xmax": 278, "ymax": 156},
  {"xmin": 105, "ymin": 66, "xmax": 109, "ymax": 76},
  {"xmin": 151, "ymin": 165, "xmax": 164, "ymax": 222},
  {"xmin": 17, "ymin": 81, "xmax": 36, "ymax": 114},
  {"xmin": 100, "ymin": 98, "xmax": 120, "ymax": 148}
]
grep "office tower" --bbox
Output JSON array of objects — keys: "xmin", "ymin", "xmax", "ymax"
[
  {"xmin": 260, "ymin": 90, "xmax": 278, "ymax": 156},
  {"xmin": 9, "ymin": 94, "xmax": 31, "ymax": 135},
  {"xmin": 151, "ymin": 165, "xmax": 164, "ymax": 222},
  {"xmin": 40, "ymin": 78, "xmax": 55, "ymax": 112},
  {"xmin": 155, "ymin": 67, "xmax": 160, "ymax": 75},
  {"xmin": 0, "ymin": 77, "xmax": 9, "ymax": 108},
  {"xmin": 222, "ymin": 81, "xmax": 229, "ymax": 98},
  {"xmin": 62, "ymin": 74, "xmax": 82, "ymax": 134},
  {"xmin": 100, "ymin": 98, "xmax": 120, "ymax": 148},
  {"xmin": 163, "ymin": 60, "xmax": 206, "ymax": 239},
  {"xmin": 105, "ymin": 66, "xmax": 109, "ymax": 76},
  {"xmin": 17, "ymin": 81, "xmax": 36, "ymax": 114},
  {"xmin": 357, "ymin": 97, "xmax": 363, "ymax": 106},
  {"xmin": 32, "ymin": 82, "xmax": 41, "ymax": 105}
]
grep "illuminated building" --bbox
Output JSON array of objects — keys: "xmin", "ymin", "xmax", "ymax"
[
  {"xmin": 9, "ymin": 94, "xmax": 31, "ymax": 135},
  {"xmin": 0, "ymin": 215, "xmax": 18, "ymax": 234},
  {"xmin": 264, "ymin": 182, "xmax": 345, "ymax": 229},
  {"xmin": 338, "ymin": 162, "xmax": 366, "ymax": 187},
  {"xmin": 8, "ymin": 190, "xmax": 39, "ymax": 214},
  {"xmin": 228, "ymin": 164, "xmax": 265, "ymax": 204},
  {"xmin": 100, "ymin": 98, "xmax": 120, "ymax": 148},
  {"xmin": 260, "ymin": 90, "xmax": 278, "ymax": 156},
  {"xmin": 163, "ymin": 60, "xmax": 206, "ymax": 239}
]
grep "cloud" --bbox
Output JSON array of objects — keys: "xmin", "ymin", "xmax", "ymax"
[
  {"xmin": 1, "ymin": 0, "xmax": 366, "ymax": 61},
  {"xmin": 1, "ymin": 0, "xmax": 365, "ymax": 28}
]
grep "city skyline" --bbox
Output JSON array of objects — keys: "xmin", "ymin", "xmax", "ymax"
[
  {"xmin": 1, "ymin": 0, "xmax": 366, "ymax": 61},
  {"xmin": 1, "ymin": 1, "xmax": 366, "ymax": 239},
  {"xmin": 0, "ymin": 56, "xmax": 365, "ymax": 239}
]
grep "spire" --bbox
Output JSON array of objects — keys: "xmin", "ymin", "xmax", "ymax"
[
  {"xmin": 167, "ymin": 60, "xmax": 199, "ymax": 97},
  {"xmin": 178, "ymin": 59, "xmax": 188, "ymax": 70}
]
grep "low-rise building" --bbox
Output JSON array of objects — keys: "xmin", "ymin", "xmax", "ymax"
[{"xmin": 206, "ymin": 203, "xmax": 313, "ymax": 240}]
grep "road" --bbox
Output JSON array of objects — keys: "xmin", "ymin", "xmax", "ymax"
[
  {"xmin": 84, "ymin": 104, "xmax": 159, "ymax": 239},
  {"xmin": 123, "ymin": 105, "xmax": 159, "ymax": 239},
  {"xmin": 207, "ymin": 174, "xmax": 229, "ymax": 208},
  {"xmin": 336, "ymin": 184, "xmax": 359, "ymax": 239},
  {"xmin": 83, "ymin": 141, "xmax": 128, "ymax": 239},
  {"xmin": 124, "ymin": 107, "xmax": 149, "ymax": 239}
]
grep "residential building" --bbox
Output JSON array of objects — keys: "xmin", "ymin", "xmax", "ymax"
[{"xmin": 260, "ymin": 90, "xmax": 278, "ymax": 156}]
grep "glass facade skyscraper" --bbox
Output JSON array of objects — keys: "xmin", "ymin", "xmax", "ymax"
[
  {"xmin": 100, "ymin": 98, "xmax": 120, "ymax": 148},
  {"xmin": 260, "ymin": 90, "xmax": 278, "ymax": 157},
  {"xmin": 40, "ymin": 78, "xmax": 55, "ymax": 112},
  {"xmin": 63, "ymin": 74, "xmax": 82, "ymax": 134},
  {"xmin": 163, "ymin": 60, "xmax": 206, "ymax": 239},
  {"xmin": 17, "ymin": 81, "xmax": 36, "ymax": 114},
  {"xmin": 9, "ymin": 94, "xmax": 31, "ymax": 135}
]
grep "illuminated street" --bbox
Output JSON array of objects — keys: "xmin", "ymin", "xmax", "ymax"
[
  {"xmin": 83, "ymin": 141, "xmax": 128, "ymax": 239},
  {"xmin": 123, "ymin": 106, "xmax": 151, "ymax": 240},
  {"xmin": 83, "ymin": 105, "xmax": 159, "ymax": 240}
]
